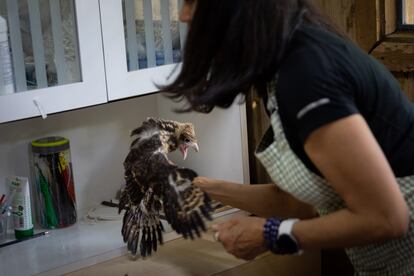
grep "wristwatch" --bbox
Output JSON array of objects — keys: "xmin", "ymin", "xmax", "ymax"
[{"xmin": 276, "ymin": 219, "xmax": 303, "ymax": 255}]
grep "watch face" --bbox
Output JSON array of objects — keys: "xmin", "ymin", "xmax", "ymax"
[{"xmin": 277, "ymin": 234, "xmax": 299, "ymax": 254}]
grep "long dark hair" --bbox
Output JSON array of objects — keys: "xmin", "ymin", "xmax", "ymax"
[{"xmin": 161, "ymin": 0, "xmax": 346, "ymax": 113}]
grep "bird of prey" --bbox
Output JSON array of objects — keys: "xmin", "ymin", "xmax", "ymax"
[{"xmin": 119, "ymin": 117, "xmax": 213, "ymax": 257}]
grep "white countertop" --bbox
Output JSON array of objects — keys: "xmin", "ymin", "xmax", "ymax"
[
  {"xmin": 0, "ymin": 220, "xmax": 128, "ymax": 276},
  {"xmin": 0, "ymin": 218, "xmax": 182, "ymax": 276},
  {"xmin": 0, "ymin": 208, "xmax": 239, "ymax": 276}
]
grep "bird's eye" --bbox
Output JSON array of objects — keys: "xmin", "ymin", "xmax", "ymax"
[{"xmin": 184, "ymin": 138, "xmax": 191, "ymax": 143}]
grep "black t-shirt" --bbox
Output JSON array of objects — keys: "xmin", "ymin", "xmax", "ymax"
[{"xmin": 275, "ymin": 25, "xmax": 414, "ymax": 177}]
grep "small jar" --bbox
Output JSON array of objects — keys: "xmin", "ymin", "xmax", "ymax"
[{"xmin": 31, "ymin": 137, "xmax": 77, "ymax": 228}]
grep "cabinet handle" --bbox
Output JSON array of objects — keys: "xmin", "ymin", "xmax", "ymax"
[{"xmin": 33, "ymin": 97, "xmax": 48, "ymax": 119}]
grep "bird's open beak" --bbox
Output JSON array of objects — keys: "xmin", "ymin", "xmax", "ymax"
[
  {"xmin": 180, "ymin": 143, "xmax": 199, "ymax": 160},
  {"xmin": 192, "ymin": 143, "xmax": 199, "ymax": 152},
  {"xmin": 180, "ymin": 146, "xmax": 188, "ymax": 160}
]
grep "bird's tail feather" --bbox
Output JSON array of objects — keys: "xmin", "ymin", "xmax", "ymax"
[{"xmin": 121, "ymin": 201, "xmax": 164, "ymax": 257}]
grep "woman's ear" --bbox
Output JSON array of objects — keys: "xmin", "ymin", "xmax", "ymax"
[{"xmin": 179, "ymin": 1, "xmax": 196, "ymax": 23}]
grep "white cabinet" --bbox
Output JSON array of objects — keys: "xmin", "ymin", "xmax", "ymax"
[
  {"xmin": 100, "ymin": 0, "xmax": 186, "ymax": 100},
  {"xmin": 0, "ymin": 0, "xmax": 187, "ymax": 123},
  {"xmin": 0, "ymin": 0, "xmax": 107, "ymax": 123}
]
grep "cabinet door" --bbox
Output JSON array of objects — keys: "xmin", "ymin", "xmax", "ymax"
[
  {"xmin": 100, "ymin": 0, "xmax": 187, "ymax": 100},
  {"xmin": 0, "ymin": 0, "xmax": 106, "ymax": 123}
]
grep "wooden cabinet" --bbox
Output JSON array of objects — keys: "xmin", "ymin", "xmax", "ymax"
[
  {"xmin": 0, "ymin": 0, "xmax": 107, "ymax": 123},
  {"xmin": 314, "ymin": 0, "xmax": 414, "ymax": 100}
]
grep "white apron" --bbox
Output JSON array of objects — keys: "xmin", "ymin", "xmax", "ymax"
[{"xmin": 255, "ymin": 78, "xmax": 414, "ymax": 276}]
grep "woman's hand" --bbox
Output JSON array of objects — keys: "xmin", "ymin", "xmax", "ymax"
[
  {"xmin": 213, "ymin": 216, "xmax": 268, "ymax": 260},
  {"xmin": 193, "ymin": 176, "xmax": 216, "ymax": 192}
]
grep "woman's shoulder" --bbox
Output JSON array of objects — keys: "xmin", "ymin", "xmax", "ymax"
[
  {"xmin": 293, "ymin": 24, "xmax": 355, "ymax": 53},
  {"xmin": 277, "ymin": 26, "xmax": 352, "ymax": 90},
  {"xmin": 278, "ymin": 24, "xmax": 379, "ymax": 96},
  {"xmin": 284, "ymin": 25, "xmax": 363, "ymax": 72}
]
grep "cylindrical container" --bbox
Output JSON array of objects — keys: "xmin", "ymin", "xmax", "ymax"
[
  {"xmin": 0, "ymin": 16, "xmax": 14, "ymax": 95},
  {"xmin": 0, "ymin": 205, "xmax": 12, "ymax": 241},
  {"xmin": 31, "ymin": 137, "xmax": 77, "ymax": 229},
  {"xmin": 0, "ymin": 212, "xmax": 9, "ymax": 241},
  {"xmin": 6, "ymin": 176, "xmax": 34, "ymax": 239}
]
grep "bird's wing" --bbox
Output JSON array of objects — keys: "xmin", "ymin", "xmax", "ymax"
[
  {"xmin": 119, "ymin": 125, "xmax": 213, "ymax": 257},
  {"xmin": 119, "ymin": 133, "xmax": 167, "ymax": 256},
  {"xmin": 163, "ymin": 167, "xmax": 213, "ymax": 240}
]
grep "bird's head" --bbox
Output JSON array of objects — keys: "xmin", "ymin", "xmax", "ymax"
[{"xmin": 176, "ymin": 123, "xmax": 199, "ymax": 160}]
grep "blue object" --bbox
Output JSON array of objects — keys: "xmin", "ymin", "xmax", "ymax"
[
  {"xmin": 130, "ymin": 49, "xmax": 182, "ymax": 71},
  {"xmin": 263, "ymin": 217, "xmax": 282, "ymax": 252}
]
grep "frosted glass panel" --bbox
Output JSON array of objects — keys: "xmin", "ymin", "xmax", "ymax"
[
  {"xmin": 0, "ymin": 0, "xmax": 81, "ymax": 94},
  {"xmin": 122, "ymin": 0, "xmax": 186, "ymax": 71},
  {"xmin": 403, "ymin": 0, "xmax": 414, "ymax": 24}
]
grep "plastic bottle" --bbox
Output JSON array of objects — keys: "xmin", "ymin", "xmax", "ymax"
[
  {"xmin": 31, "ymin": 137, "xmax": 77, "ymax": 229},
  {"xmin": 0, "ymin": 16, "xmax": 14, "ymax": 95},
  {"xmin": 6, "ymin": 176, "xmax": 34, "ymax": 239}
]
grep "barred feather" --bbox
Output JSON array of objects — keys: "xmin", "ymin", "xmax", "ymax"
[{"xmin": 119, "ymin": 117, "xmax": 213, "ymax": 258}]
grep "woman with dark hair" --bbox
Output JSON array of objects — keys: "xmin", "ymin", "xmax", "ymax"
[{"xmin": 163, "ymin": 0, "xmax": 414, "ymax": 274}]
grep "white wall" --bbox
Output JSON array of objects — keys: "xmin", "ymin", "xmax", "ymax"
[
  {"xmin": 156, "ymin": 94, "xmax": 248, "ymax": 184},
  {"xmin": 0, "ymin": 93, "xmax": 248, "ymax": 223},
  {"xmin": 0, "ymin": 94, "xmax": 159, "ymax": 216}
]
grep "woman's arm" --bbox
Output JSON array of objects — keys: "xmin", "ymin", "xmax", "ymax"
[
  {"xmin": 212, "ymin": 114, "xmax": 410, "ymax": 260},
  {"xmin": 194, "ymin": 177, "xmax": 316, "ymax": 219},
  {"xmin": 295, "ymin": 114, "xmax": 410, "ymax": 249}
]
